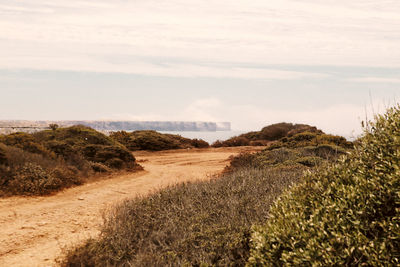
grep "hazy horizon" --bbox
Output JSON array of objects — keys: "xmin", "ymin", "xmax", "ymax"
[{"xmin": 1, "ymin": 1, "xmax": 399, "ymax": 137}]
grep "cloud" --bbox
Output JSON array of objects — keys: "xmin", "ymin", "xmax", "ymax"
[
  {"xmin": 1, "ymin": 0, "xmax": 400, "ymax": 77},
  {"xmin": 348, "ymin": 77, "xmax": 400, "ymax": 84},
  {"xmin": 181, "ymin": 98, "xmax": 222, "ymax": 121},
  {"xmin": 0, "ymin": 4, "xmax": 53, "ymax": 13}
]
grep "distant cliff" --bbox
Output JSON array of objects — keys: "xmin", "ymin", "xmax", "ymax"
[{"xmin": 0, "ymin": 120, "xmax": 231, "ymax": 133}]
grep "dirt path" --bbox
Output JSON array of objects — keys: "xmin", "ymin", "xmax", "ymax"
[{"xmin": 0, "ymin": 146, "xmax": 263, "ymax": 267}]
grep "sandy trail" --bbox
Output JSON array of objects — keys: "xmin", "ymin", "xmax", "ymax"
[{"xmin": 0, "ymin": 146, "xmax": 262, "ymax": 267}]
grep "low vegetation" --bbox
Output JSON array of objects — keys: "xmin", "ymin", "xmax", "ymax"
[
  {"xmin": 267, "ymin": 131, "xmax": 353, "ymax": 150},
  {"xmin": 225, "ymin": 144, "xmax": 347, "ymax": 173},
  {"xmin": 0, "ymin": 143, "xmax": 82, "ymax": 195},
  {"xmin": 34, "ymin": 126, "xmax": 137, "ymax": 170},
  {"xmin": 211, "ymin": 122, "xmax": 345, "ymax": 148},
  {"xmin": 242, "ymin": 122, "xmax": 321, "ymax": 141},
  {"xmin": 110, "ymin": 130, "xmax": 209, "ymax": 151},
  {"xmin": 248, "ymin": 106, "xmax": 400, "ymax": 265},
  {"xmin": 0, "ymin": 125, "xmax": 140, "ymax": 196},
  {"xmin": 62, "ymin": 126, "xmax": 348, "ymax": 266}
]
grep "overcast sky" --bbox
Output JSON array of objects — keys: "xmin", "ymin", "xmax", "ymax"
[{"xmin": 1, "ymin": 0, "xmax": 399, "ymax": 136}]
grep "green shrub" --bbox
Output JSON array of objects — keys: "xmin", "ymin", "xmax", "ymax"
[
  {"xmin": 110, "ymin": 130, "xmax": 209, "ymax": 151},
  {"xmin": 0, "ymin": 132, "xmax": 55, "ymax": 158},
  {"xmin": 247, "ymin": 106, "xmax": 400, "ymax": 266},
  {"xmin": 190, "ymin": 138, "xmax": 209, "ymax": 148},
  {"xmin": 226, "ymin": 136, "xmax": 250, "ymax": 147},
  {"xmin": 268, "ymin": 131, "xmax": 353, "ymax": 150},
  {"xmin": 32, "ymin": 126, "xmax": 137, "ymax": 170},
  {"xmin": 0, "ymin": 126, "xmax": 134, "ymax": 170},
  {"xmin": 211, "ymin": 140, "xmax": 224, "ymax": 148},
  {"xmin": 8, "ymin": 163, "xmax": 62, "ymax": 195},
  {"xmin": 302, "ymin": 144, "xmax": 347, "ymax": 160},
  {"xmin": 50, "ymin": 165, "xmax": 81, "ymax": 186},
  {"xmin": 82, "ymin": 144, "xmax": 135, "ymax": 169},
  {"xmin": 212, "ymin": 123, "xmax": 332, "ymax": 148},
  {"xmin": 258, "ymin": 123, "xmax": 321, "ymax": 141},
  {"xmin": 0, "ymin": 125, "xmax": 140, "ymax": 195},
  {"xmin": 0, "ymin": 143, "xmax": 83, "ymax": 196},
  {"xmin": 225, "ymin": 145, "xmax": 346, "ymax": 173}
]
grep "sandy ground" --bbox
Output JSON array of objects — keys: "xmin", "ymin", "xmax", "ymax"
[{"xmin": 0, "ymin": 146, "xmax": 263, "ymax": 267}]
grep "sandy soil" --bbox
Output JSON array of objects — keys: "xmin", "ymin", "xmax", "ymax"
[{"xmin": 0, "ymin": 146, "xmax": 263, "ymax": 267}]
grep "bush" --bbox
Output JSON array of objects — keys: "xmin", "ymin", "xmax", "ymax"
[
  {"xmin": 302, "ymin": 144, "xmax": 347, "ymax": 160},
  {"xmin": 8, "ymin": 163, "xmax": 63, "ymax": 195},
  {"xmin": 247, "ymin": 106, "xmax": 400, "ymax": 266},
  {"xmin": 249, "ymin": 140, "xmax": 269, "ymax": 146},
  {"xmin": 268, "ymin": 131, "xmax": 353, "ymax": 150},
  {"xmin": 110, "ymin": 130, "xmax": 209, "ymax": 151},
  {"xmin": 213, "ymin": 123, "xmax": 330, "ymax": 148},
  {"xmin": 0, "ymin": 125, "xmax": 140, "ymax": 195},
  {"xmin": 225, "ymin": 145, "xmax": 346, "ymax": 173},
  {"xmin": 0, "ymin": 147, "xmax": 6, "ymax": 165},
  {"xmin": 211, "ymin": 140, "xmax": 224, "ymax": 148},
  {"xmin": 0, "ymin": 143, "xmax": 83, "ymax": 196},
  {"xmin": 89, "ymin": 162, "xmax": 111, "ymax": 173},
  {"xmin": 258, "ymin": 123, "xmax": 321, "ymax": 141},
  {"xmin": 32, "ymin": 125, "xmax": 137, "ymax": 170},
  {"xmin": 0, "ymin": 132, "xmax": 55, "ymax": 158},
  {"xmin": 82, "ymin": 144, "xmax": 135, "ymax": 169},
  {"xmin": 190, "ymin": 138, "xmax": 209, "ymax": 148}
]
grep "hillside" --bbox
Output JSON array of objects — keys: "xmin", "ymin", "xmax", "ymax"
[
  {"xmin": 0, "ymin": 125, "xmax": 140, "ymax": 196},
  {"xmin": 212, "ymin": 122, "xmax": 352, "ymax": 149}
]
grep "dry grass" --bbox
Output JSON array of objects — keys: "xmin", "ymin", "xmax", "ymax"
[{"xmin": 62, "ymin": 166, "xmax": 304, "ymax": 266}]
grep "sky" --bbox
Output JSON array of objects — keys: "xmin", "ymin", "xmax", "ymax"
[{"xmin": 0, "ymin": 0, "xmax": 399, "ymax": 137}]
